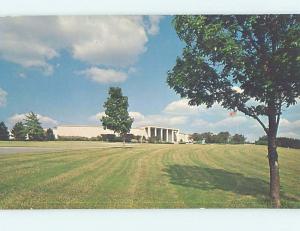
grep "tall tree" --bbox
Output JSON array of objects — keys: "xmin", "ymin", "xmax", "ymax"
[
  {"xmin": 11, "ymin": 122, "xmax": 27, "ymax": 141},
  {"xmin": 167, "ymin": 15, "xmax": 300, "ymax": 207},
  {"xmin": 190, "ymin": 133, "xmax": 203, "ymax": 142},
  {"xmin": 24, "ymin": 112, "xmax": 45, "ymax": 141},
  {"xmin": 200, "ymin": 132, "xmax": 215, "ymax": 143},
  {"xmin": 101, "ymin": 87, "xmax": 134, "ymax": 145},
  {"xmin": 0, "ymin": 121, "xmax": 10, "ymax": 141},
  {"xmin": 45, "ymin": 128, "xmax": 55, "ymax": 141},
  {"xmin": 215, "ymin": 132, "xmax": 231, "ymax": 143}
]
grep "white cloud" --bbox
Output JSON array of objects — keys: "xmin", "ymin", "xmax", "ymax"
[
  {"xmin": 79, "ymin": 67, "xmax": 128, "ymax": 83},
  {"xmin": 89, "ymin": 111, "xmax": 187, "ymax": 128},
  {"xmin": 192, "ymin": 115, "xmax": 263, "ymax": 141},
  {"xmin": 88, "ymin": 112, "xmax": 106, "ymax": 122},
  {"xmin": 0, "ymin": 16, "xmax": 161, "ymax": 75},
  {"xmin": 129, "ymin": 111, "xmax": 145, "ymax": 121},
  {"xmin": 134, "ymin": 114, "xmax": 188, "ymax": 127},
  {"xmin": 88, "ymin": 99, "xmax": 300, "ymax": 141},
  {"xmin": 0, "ymin": 88, "xmax": 7, "ymax": 107},
  {"xmin": 192, "ymin": 116, "xmax": 250, "ymax": 130},
  {"xmin": 146, "ymin": 16, "xmax": 164, "ymax": 35},
  {"xmin": 8, "ymin": 113, "xmax": 58, "ymax": 128},
  {"xmin": 163, "ymin": 98, "xmax": 228, "ymax": 117},
  {"xmin": 278, "ymin": 118, "xmax": 300, "ymax": 139},
  {"xmin": 164, "ymin": 99, "xmax": 198, "ymax": 115}
]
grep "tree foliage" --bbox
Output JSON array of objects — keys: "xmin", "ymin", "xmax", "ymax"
[
  {"xmin": 24, "ymin": 112, "xmax": 45, "ymax": 141},
  {"xmin": 0, "ymin": 121, "xmax": 9, "ymax": 141},
  {"xmin": 230, "ymin": 134, "xmax": 246, "ymax": 144},
  {"xmin": 255, "ymin": 135, "xmax": 268, "ymax": 145},
  {"xmin": 168, "ymin": 15, "xmax": 299, "ymax": 134},
  {"xmin": 191, "ymin": 131, "xmax": 246, "ymax": 144},
  {"xmin": 167, "ymin": 15, "xmax": 300, "ymax": 207},
  {"xmin": 45, "ymin": 128, "xmax": 55, "ymax": 141},
  {"xmin": 256, "ymin": 135, "xmax": 300, "ymax": 149},
  {"xmin": 215, "ymin": 131, "xmax": 231, "ymax": 143},
  {"xmin": 101, "ymin": 87, "xmax": 134, "ymax": 142},
  {"xmin": 11, "ymin": 122, "xmax": 27, "ymax": 141}
]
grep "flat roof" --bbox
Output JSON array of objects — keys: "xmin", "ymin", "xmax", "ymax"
[
  {"xmin": 54, "ymin": 125, "xmax": 145, "ymax": 130},
  {"xmin": 54, "ymin": 125, "xmax": 181, "ymax": 131}
]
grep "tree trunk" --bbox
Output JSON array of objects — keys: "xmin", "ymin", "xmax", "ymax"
[
  {"xmin": 268, "ymin": 113, "xmax": 281, "ymax": 208},
  {"xmin": 123, "ymin": 135, "xmax": 125, "ymax": 147}
]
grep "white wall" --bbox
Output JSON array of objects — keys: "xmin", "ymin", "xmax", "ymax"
[
  {"xmin": 53, "ymin": 126, "xmax": 113, "ymax": 138},
  {"xmin": 53, "ymin": 126, "xmax": 147, "ymax": 139},
  {"xmin": 53, "ymin": 125, "xmax": 189, "ymax": 143}
]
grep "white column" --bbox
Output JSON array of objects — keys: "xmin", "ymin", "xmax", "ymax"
[
  {"xmin": 166, "ymin": 129, "xmax": 169, "ymax": 142},
  {"xmin": 160, "ymin": 128, "xmax": 163, "ymax": 142},
  {"xmin": 154, "ymin": 127, "xmax": 157, "ymax": 137},
  {"xmin": 148, "ymin": 127, "xmax": 151, "ymax": 138},
  {"xmin": 171, "ymin": 130, "xmax": 174, "ymax": 143}
]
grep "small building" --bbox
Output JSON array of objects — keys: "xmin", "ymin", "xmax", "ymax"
[{"xmin": 53, "ymin": 125, "xmax": 191, "ymax": 143}]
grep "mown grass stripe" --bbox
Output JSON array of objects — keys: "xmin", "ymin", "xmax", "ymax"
[{"xmin": 0, "ymin": 142, "xmax": 299, "ymax": 208}]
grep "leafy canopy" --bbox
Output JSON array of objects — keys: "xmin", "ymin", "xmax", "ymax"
[
  {"xmin": 0, "ymin": 121, "xmax": 9, "ymax": 141},
  {"xmin": 168, "ymin": 15, "xmax": 300, "ymax": 135},
  {"xmin": 24, "ymin": 112, "xmax": 45, "ymax": 141},
  {"xmin": 11, "ymin": 121, "xmax": 27, "ymax": 141},
  {"xmin": 45, "ymin": 128, "xmax": 55, "ymax": 141},
  {"xmin": 101, "ymin": 87, "xmax": 134, "ymax": 136},
  {"xmin": 231, "ymin": 134, "xmax": 246, "ymax": 144}
]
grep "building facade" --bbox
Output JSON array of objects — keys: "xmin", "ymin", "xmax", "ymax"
[{"xmin": 53, "ymin": 125, "xmax": 191, "ymax": 143}]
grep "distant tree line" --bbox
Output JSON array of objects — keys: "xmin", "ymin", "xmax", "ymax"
[
  {"xmin": 255, "ymin": 136, "xmax": 300, "ymax": 149},
  {"xmin": 0, "ymin": 112, "xmax": 55, "ymax": 141},
  {"xmin": 190, "ymin": 132, "xmax": 247, "ymax": 144}
]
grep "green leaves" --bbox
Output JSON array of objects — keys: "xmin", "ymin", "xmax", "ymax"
[
  {"xmin": 24, "ymin": 112, "xmax": 45, "ymax": 141},
  {"xmin": 0, "ymin": 122, "xmax": 9, "ymax": 141},
  {"xmin": 11, "ymin": 122, "xmax": 27, "ymax": 141},
  {"xmin": 168, "ymin": 15, "xmax": 300, "ymax": 118},
  {"xmin": 45, "ymin": 128, "xmax": 55, "ymax": 141},
  {"xmin": 101, "ymin": 87, "xmax": 134, "ymax": 136}
]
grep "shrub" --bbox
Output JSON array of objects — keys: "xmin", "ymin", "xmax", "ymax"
[
  {"xmin": 89, "ymin": 136, "xmax": 102, "ymax": 141},
  {"xmin": 0, "ymin": 122, "xmax": 10, "ymax": 141},
  {"xmin": 276, "ymin": 137, "xmax": 300, "ymax": 149},
  {"xmin": 57, "ymin": 136, "xmax": 90, "ymax": 141},
  {"xmin": 255, "ymin": 136, "xmax": 300, "ymax": 149},
  {"xmin": 45, "ymin": 128, "xmax": 56, "ymax": 141},
  {"xmin": 255, "ymin": 136, "xmax": 268, "ymax": 146}
]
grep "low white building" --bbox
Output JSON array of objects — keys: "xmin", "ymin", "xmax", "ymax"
[{"xmin": 53, "ymin": 125, "xmax": 191, "ymax": 143}]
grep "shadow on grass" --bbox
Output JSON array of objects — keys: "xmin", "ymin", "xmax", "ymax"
[{"xmin": 164, "ymin": 165, "xmax": 289, "ymax": 201}]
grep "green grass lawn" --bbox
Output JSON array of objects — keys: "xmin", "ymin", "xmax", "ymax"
[{"xmin": 0, "ymin": 141, "xmax": 299, "ymax": 208}]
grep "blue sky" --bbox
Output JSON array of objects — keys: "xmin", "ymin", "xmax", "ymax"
[{"xmin": 0, "ymin": 16, "xmax": 299, "ymax": 141}]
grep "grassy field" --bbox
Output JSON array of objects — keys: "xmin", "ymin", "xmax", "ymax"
[{"xmin": 0, "ymin": 141, "xmax": 299, "ymax": 208}]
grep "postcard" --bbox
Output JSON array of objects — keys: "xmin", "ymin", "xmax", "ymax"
[{"xmin": 0, "ymin": 15, "xmax": 299, "ymax": 209}]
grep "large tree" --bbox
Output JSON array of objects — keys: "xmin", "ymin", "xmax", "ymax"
[
  {"xmin": 215, "ymin": 131, "xmax": 231, "ymax": 144},
  {"xmin": 101, "ymin": 87, "xmax": 134, "ymax": 144},
  {"xmin": 11, "ymin": 122, "xmax": 27, "ymax": 141},
  {"xmin": 230, "ymin": 134, "xmax": 246, "ymax": 144},
  {"xmin": 24, "ymin": 112, "xmax": 45, "ymax": 141},
  {"xmin": 0, "ymin": 121, "xmax": 10, "ymax": 141},
  {"xmin": 167, "ymin": 15, "xmax": 300, "ymax": 207}
]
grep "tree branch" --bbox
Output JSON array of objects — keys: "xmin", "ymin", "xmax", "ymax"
[
  {"xmin": 237, "ymin": 105, "xmax": 269, "ymax": 135},
  {"xmin": 253, "ymin": 115, "xmax": 269, "ymax": 135}
]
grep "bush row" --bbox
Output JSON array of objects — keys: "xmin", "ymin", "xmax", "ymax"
[{"xmin": 255, "ymin": 136, "xmax": 300, "ymax": 149}]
